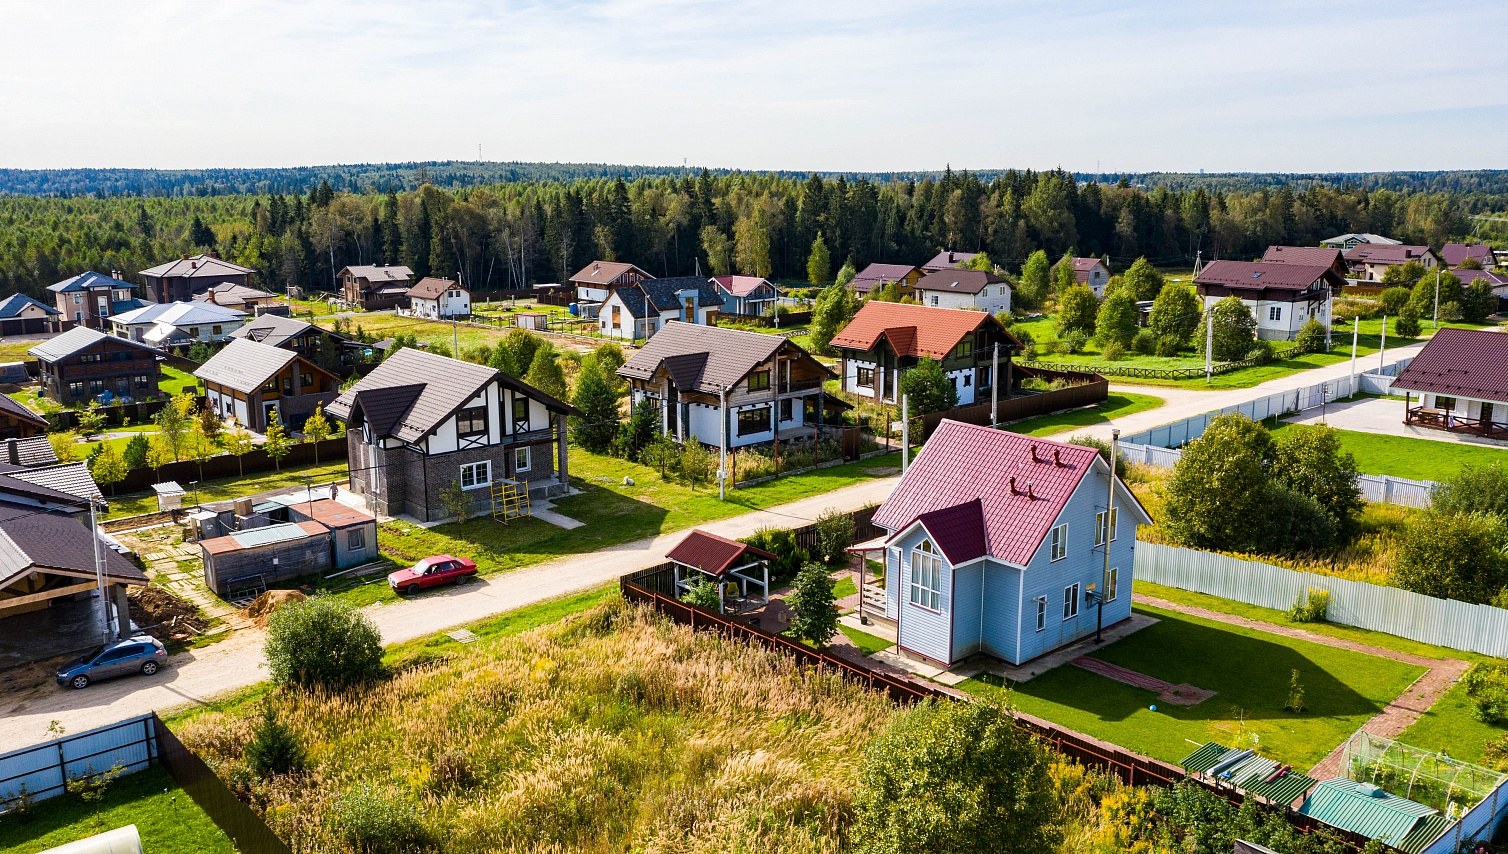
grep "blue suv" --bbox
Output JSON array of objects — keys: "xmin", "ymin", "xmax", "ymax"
[{"xmin": 56, "ymin": 636, "xmax": 167, "ymax": 690}]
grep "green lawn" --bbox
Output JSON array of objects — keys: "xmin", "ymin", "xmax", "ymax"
[
  {"xmin": 334, "ymin": 448, "xmax": 902, "ymax": 606},
  {"xmin": 159, "ymin": 365, "xmax": 198, "ymax": 397},
  {"xmin": 833, "ymin": 576, "xmax": 857, "ymax": 599},
  {"xmin": 0, "ymin": 766, "xmax": 235, "ymax": 854},
  {"xmin": 839, "ymin": 623, "xmax": 893, "ymax": 655},
  {"xmin": 1267, "ymin": 422, "xmax": 1508, "ymax": 481},
  {"xmin": 1003, "ymin": 392, "xmax": 1164, "ymax": 437},
  {"xmin": 104, "ymin": 459, "xmax": 353, "ymax": 518},
  {"xmin": 1398, "ymin": 681, "xmax": 1503, "ymax": 766},
  {"xmin": 960, "ymin": 604, "xmax": 1426, "ymax": 769},
  {"xmin": 315, "ymin": 312, "xmax": 515, "ymax": 354}
]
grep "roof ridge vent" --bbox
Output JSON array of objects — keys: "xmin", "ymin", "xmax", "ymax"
[
  {"xmin": 1009, "ymin": 476, "xmax": 1018, "ymax": 495},
  {"xmin": 1053, "ymin": 448, "xmax": 1061, "ymax": 466}
]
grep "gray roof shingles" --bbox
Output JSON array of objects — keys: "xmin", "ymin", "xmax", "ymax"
[
  {"xmin": 0, "ymin": 512, "xmax": 145, "ymax": 590},
  {"xmin": 29, "ymin": 326, "xmax": 159, "ymax": 362},
  {"xmin": 618, "ymin": 321, "xmax": 830, "ymax": 394},
  {"xmin": 194, "ymin": 338, "xmax": 299, "ymax": 394}
]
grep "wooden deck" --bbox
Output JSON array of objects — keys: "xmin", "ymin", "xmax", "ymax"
[{"xmin": 1405, "ymin": 406, "xmax": 1508, "ymax": 439}]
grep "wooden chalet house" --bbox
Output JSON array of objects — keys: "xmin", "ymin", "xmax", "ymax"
[
  {"xmin": 231, "ymin": 314, "xmax": 353, "ymax": 365},
  {"xmin": 0, "ymin": 393, "xmax": 48, "ymax": 440},
  {"xmin": 196, "ymin": 338, "xmax": 341, "ymax": 433},
  {"xmin": 850, "ymin": 263, "xmax": 922, "ymax": 298},
  {"xmin": 338, "ymin": 265, "xmax": 415, "ymax": 310},
  {"xmin": 328, "ymin": 348, "xmax": 578, "ymax": 522},
  {"xmin": 140, "ymin": 254, "xmax": 256, "ymax": 304},
  {"xmin": 1392, "ymin": 328, "xmax": 1508, "ymax": 439},
  {"xmin": 853, "ymin": 421, "xmax": 1150, "ymax": 666},
  {"xmin": 617, "ymin": 322, "xmax": 844, "ymax": 449},
  {"xmin": 1194, "ymin": 260, "xmax": 1343, "ymax": 342},
  {"xmin": 29, "ymin": 327, "xmax": 161, "ymax": 405},
  {"xmin": 569, "ymin": 260, "xmax": 653, "ymax": 306},
  {"xmin": 829, "ymin": 302, "xmax": 1020, "ymax": 407}
]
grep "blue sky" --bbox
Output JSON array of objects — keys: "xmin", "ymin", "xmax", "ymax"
[{"xmin": 1, "ymin": 0, "xmax": 1504, "ymax": 172}]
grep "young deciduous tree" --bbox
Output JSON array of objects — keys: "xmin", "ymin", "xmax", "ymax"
[
  {"xmin": 1194, "ymin": 296, "xmax": 1258, "ymax": 361},
  {"xmin": 88, "ymin": 442, "xmax": 128, "ymax": 495},
  {"xmin": 524, "ymin": 343, "xmax": 568, "ymax": 400},
  {"xmin": 1019, "ymin": 250, "xmax": 1050, "ymax": 307},
  {"xmin": 49, "ymin": 431, "xmax": 79, "ymax": 463},
  {"xmin": 153, "ymin": 396, "xmax": 193, "ymax": 461},
  {"xmin": 699, "ymin": 225, "xmax": 733, "ymax": 276},
  {"xmin": 123, "ymin": 433, "xmax": 150, "ymax": 470},
  {"xmin": 854, "ymin": 701, "xmax": 1061, "ymax": 853},
  {"xmin": 224, "ymin": 422, "xmax": 255, "ymax": 476},
  {"xmin": 75, "ymin": 402, "xmax": 106, "ymax": 440},
  {"xmin": 1148, "ymin": 283, "xmax": 1201, "ymax": 348},
  {"xmin": 199, "ymin": 401, "xmax": 223, "ymax": 444},
  {"xmin": 438, "ymin": 479, "xmax": 470, "ymax": 523},
  {"xmin": 262, "ymin": 412, "xmax": 294, "ymax": 471},
  {"xmin": 1463, "ymin": 280, "xmax": 1496, "ymax": 324},
  {"xmin": 1394, "ymin": 511, "xmax": 1508, "ymax": 604},
  {"xmin": 806, "ymin": 233, "xmax": 832, "ymax": 287},
  {"xmin": 834, "ymin": 260, "xmax": 857, "ymax": 289},
  {"xmin": 1270, "ymin": 424, "xmax": 1363, "ymax": 537},
  {"xmin": 1163, "ymin": 414, "xmax": 1274, "ymax": 550},
  {"xmin": 1055, "ymin": 284, "xmax": 1099, "ymax": 338},
  {"xmin": 807, "ymin": 282, "xmax": 855, "ymax": 355},
  {"xmin": 1095, "ymin": 291, "xmax": 1139, "ymax": 348},
  {"xmin": 900, "ymin": 359, "xmax": 958, "ymax": 416},
  {"xmin": 786, "ymin": 562, "xmax": 839, "ymax": 646},
  {"xmin": 302, "ymin": 403, "xmax": 332, "ymax": 463},
  {"xmin": 1294, "ymin": 319, "xmax": 1328, "ymax": 354},
  {"xmin": 1052, "ymin": 251, "xmax": 1076, "ymax": 295}
]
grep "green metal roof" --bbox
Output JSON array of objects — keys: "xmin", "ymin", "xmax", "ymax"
[
  {"xmin": 229, "ymin": 523, "xmax": 311, "ymax": 549},
  {"xmin": 1179, "ymin": 742, "xmax": 1317, "ymax": 805},
  {"xmin": 1397, "ymin": 814, "xmax": 1451, "ymax": 854},
  {"xmin": 1298, "ymin": 778, "xmax": 1438, "ymax": 849}
]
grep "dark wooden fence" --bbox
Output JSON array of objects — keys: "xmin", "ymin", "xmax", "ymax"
[
  {"xmin": 48, "ymin": 398, "xmax": 176, "ymax": 430},
  {"xmin": 110, "ymin": 436, "xmax": 347, "ymax": 494},
  {"xmin": 919, "ymin": 369, "xmax": 1109, "ymax": 440},
  {"xmin": 153, "ymin": 716, "xmax": 292, "ymax": 854}
]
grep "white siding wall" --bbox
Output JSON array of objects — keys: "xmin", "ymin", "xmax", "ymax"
[
  {"xmin": 917, "ymin": 287, "xmax": 1010, "ymax": 315},
  {"xmin": 1201, "ymin": 293, "xmax": 1331, "ymax": 342},
  {"xmin": 946, "ymin": 367, "xmax": 977, "ymax": 406}
]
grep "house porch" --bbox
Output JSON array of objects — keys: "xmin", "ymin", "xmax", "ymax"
[{"xmin": 1401, "ymin": 391, "xmax": 1508, "ymax": 440}]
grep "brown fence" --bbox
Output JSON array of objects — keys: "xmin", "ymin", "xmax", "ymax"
[
  {"xmin": 919, "ymin": 369, "xmax": 1109, "ymax": 439},
  {"xmin": 47, "ymin": 397, "xmax": 178, "ymax": 431},
  {"xmin": 110, "ymin": 436, "xmax": 348, "ymax": 494},
  {"xmin": 153, "ymin": 716, "xmax": 292, "ymax": 854}
]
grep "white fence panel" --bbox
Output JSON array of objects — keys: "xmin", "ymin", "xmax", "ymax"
[
  {"xmin": 1136, "ymin": 542, "xmax": 1508, "ymax": 658},
  {"xmin": 1423, "ymin": 778, "xmax": 1508, "ymax": 853},
  {"xmin": 0, "ymin": 713, "xmax": 157, "ymax": 810}
]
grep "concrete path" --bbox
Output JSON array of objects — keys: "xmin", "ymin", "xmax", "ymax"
[
  {"xmin": 1284, "ymin": 396, "xmax": 1508, "ymax": 448},
  {"xmin": 0, "ymin": 474, "xmax": 900, "ymax": 750},
  {"xmin": 1071, "ymin": 342, "xmax": 1429, "ymax": 442},
  {"xmin": 1136, "ymin": 594, "xmax": 1469, "ymax": 779}
]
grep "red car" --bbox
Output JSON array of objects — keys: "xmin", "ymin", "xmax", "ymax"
[{"xmin": 388, "ymin": 554, "xmax": 478, "ymax": 595}]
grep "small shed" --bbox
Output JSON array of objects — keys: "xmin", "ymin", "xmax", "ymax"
[
  {"xmin": 1297, "ymin": 778, "xmax": 1441, "ymax": 852},
  {"xmin": 288, "ymin": 498, "xmax": 378, "ymax": 569},
  {"xmin": 152, "ymin": 481, "xmax": 186, "ymax": 512},
  {"xmin": 0, "ymin": 362, "xmax": 28, "ymax": 384},
  {"xmin": 200, "ymin": 521, "xmax": 331, "ymax": 600},
  {"xmin": 514, "ymin": 312, "xmax": 549, "ymax": 331},
  {"xmin": 665, "ymin": 529, "xmax": 777, "ymax": 613}
]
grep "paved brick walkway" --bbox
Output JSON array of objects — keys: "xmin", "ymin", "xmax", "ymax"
[
  {"xmin": 1072, "ymin": 656, "xmax": 1216, "ymax": 706},
  {"xmin": 1135, "ymin": 594, "xmax": 1470, "ymax": 778}
]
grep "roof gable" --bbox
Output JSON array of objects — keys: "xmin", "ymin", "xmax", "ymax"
[
  {"xmin": 830, "ymin": 301, "xmax": 1016, "ymax": 359},
  {"xmin": 0, "ymin": 513, "xmax": 145, "ymax": 590},
  {"xmin": 48, "ymin": 271, "xmax": 134, "ymax": 294},
  {"xmin": 1261, "ymin": 246, "xmax": 1344, "ymax": 269},
  {"xmin": 1392, "ymin": 327, "xmax": 1508, "ymax": 404},
  {"xmin": 1441, "ymin": 242, "xmax": 1495, "ymax": 267},
  {"xmin": 140, "ymin": 254, "xmax": 256, "ymax": 278},
  {"xmin": 194, "ymin": 338, "xmax": 302, "ymax": 393},
  {"xmin": 1195, "ymin": 260, "xmax": 1341, "ymax": 291},
  {"xmin": 409, "ymin": 277, "xmax": 466, "ymax": 299},
  {"xmin": 665, "ymin": 529, "xmax": 777, "ymax": 576},
  {"xmin": 711, "ymin": 275, "xmax": 777, "ymax": 297},
  {"xmin": 617, "ymin": 322, "xmax": 829, "ymax": 393},
  {"xmin": 570, "ymin": 260, "xmax": 653, "ymax": 286},
  {"xmin": 0, "ymin": 294, "xmax": 60, "ymax": 318},
  {"xmin": 340, "ymin": 265, "xmax": 414, "ymax": 283}
]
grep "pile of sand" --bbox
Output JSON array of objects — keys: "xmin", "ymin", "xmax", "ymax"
[{"xmin": 240, "ymin": 589, "xmax": 308, "ymax": 627}]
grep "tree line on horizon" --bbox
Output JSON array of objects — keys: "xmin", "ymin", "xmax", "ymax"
[{"xmin": 0, "ymin": 167, "xmax": 1496, "ymax": 299}]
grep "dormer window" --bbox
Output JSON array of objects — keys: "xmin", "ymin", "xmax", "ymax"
[{"xmin": 909, "ymin": 539, "xmax": 942, "ymax": 611}]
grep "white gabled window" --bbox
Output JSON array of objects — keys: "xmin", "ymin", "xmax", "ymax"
[
  {"xmin": 1106, "ymin": 567, "xmax": 1119, "ymax": 602},
  {"xmin": 1050, "ymin": 524, "xmax": 1068, "ymax": 561},
  {"xmin": 909, "ymin": 540, "xmax": 942, "ymax": 611},
  {"xmin": 1063, "ymin": 582, "xmax": 1080, "ymax": 621},
  {"xmin": 1095, "ymin": 508, "xmax": 1118, "ymax": 546},
  {"xmin": 459, "ymin": 461, "xmax": 491, "ymax": 490}
]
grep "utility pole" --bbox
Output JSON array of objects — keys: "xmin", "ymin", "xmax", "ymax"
[
  {"xmin": 1204, "ymin": 304, "xmax": 1214, "ymax": 384},
  {"xmin": 1378, "ymin": 315, "xmax": 1387, "ymax": 373},
  {"xmin": 718, "ymin": 386, "xmax": 728, "ymax": 501},
  {"xmin": 1433, "ymin": 268, "xmax": 1441, "ymax": 329},
  {"xmin": 89, "ymin": 499, "xmax": 110, "ymax": 644},
  {"xmin": 990, "ymin": 343, "xmax": 1000, "ymax": 426},
  {"xmin": 1349, "ymin": 316, "xmax": 1359, "ymax": 390},
  {"xmin": 900, "ymin": 393, "xmax": 910, "ymax": 471},
  {"xmin": 1096, "ymin": 429, "xmax": 1119, "ymax": 644}
]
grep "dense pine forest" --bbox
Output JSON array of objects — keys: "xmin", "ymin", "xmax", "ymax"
[{"xmin": 1, "ymin": 167, "xmax": 1504, "ymax": 299}]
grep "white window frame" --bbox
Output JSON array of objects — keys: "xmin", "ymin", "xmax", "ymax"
[
  {"xmin": 459, "ymin": 460, "xmax": 491, "ymax": 490},
  {"xmin": 1268, "ymin": 305, "xmax": 1282, "ymax": 321},
  {"xmin": 514, "ymin": 446, "xmax": 531, "ymax": 473},
  {"xmin": 1095, "ymin": 508, "xmax": 1119, "ymax": 546},
  {"xmin": 1035, "ymin": 597, "xmax": 1046, "ymax": 632},
  {"xmin": 1050, "ymin": 524, "xmax": 1068, "ymax": 561},
  {"xmin": 1063, "ymin": 582, "xmax": 1080, "ymax": 621},
  {"xmin": 909, "ymin": 540, "xmax": 942, "ymax": 612},
  {"xmin": 1106, "ymin": 567, "xmax": 1119, "ymax": 603}
]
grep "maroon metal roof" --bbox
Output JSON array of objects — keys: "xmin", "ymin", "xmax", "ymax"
[
  {"xmin": 872, "ymin": 421, "xmax": 1149, "ymax": 567},
  {"xmin": 665, "ymin": 529, "xmax": 777, "ymax": 576},
  {"xmin": 1261, "ymin": 246, "xmax": 1344, "ymax": 269},
  {"xmin": 900, "ymin": 499, "xmax": 987, "ymax": 564},
  {"xmin": 851, "ymin": 263, "xmax": 920, "ymax": 294},
  {"xmin": 914, "ymin": 268, "xmax": 1003, "ymax": 296},
  {"xmin": 921, "ymin": 250, "xmax": 978, "ymax": 272},
  {"xmin": 1392, "ymin": 328, "xmax": 1508, "ymax": 404},
  {"xmin": 1441, "ymin": 243, "xmax": 1494, "ymax": 268},
  {"xmin": 1343, "ymin": 244, "xmax": 1437, "ymax": 266},
  {"xmin": 1194, "ymin": 260, "xmax": 1339, "ymax": 292}
]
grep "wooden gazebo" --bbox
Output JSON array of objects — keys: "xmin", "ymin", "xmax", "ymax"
[{"xmin": 665, "ymin": 529, "xmax": 776, "ymax": 613}]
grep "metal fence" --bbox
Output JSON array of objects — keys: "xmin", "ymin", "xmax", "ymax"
[
  {"xmin": 0, "ymin": 714, "xmax": 157, "ymax": 810},
  {"xmin": 1119, "ymin": 441, "xmax": 1438, "ymax": 509},
  {"xmin": 1123, "ymin": 358, "xmax": 1414, "ymax": 448},
  {"xmin": 1136, "ymin": 542, "xmax": 1508, "ymax": 658}
]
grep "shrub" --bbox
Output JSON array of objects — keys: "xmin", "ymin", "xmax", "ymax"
[
  {"xmin": 1432, "ymin": 464, "xmax": 1508, "ymax": 518},
  {"xmin": 743, "ymin": 527, "xmax": 810, "ymax": 585},
  {"xmin": 245, "ymin": 704, "xmax": 304, "ymax": 776},
  {"xmin": 1100, "ymin": 340, "xmax": 1127, "ymax": 361},
  {"xmin": 1260, "ymin": 485, "xmax": 1336, "ymax": 553},
  {"xmin": 1294, "ymin": 319, "xmax": 1328, "ymax": 354},
  {"xmin": 1285, "ymin": 588, "xmax": 1330, "ymax": 623},
  {"xmin": 1379, "ymin": 287, "xmax": 1411, "ymax": 316},
  {"xmin": 329, "ymin": 783, "xmax": 427, "ymax": 854},
  {"xmin": 1244, "ymin": 340, "xmax": 1276, "ymax": 364},
  {"xmin": 1462, "ymin": 663, "xmax": 1508, "ymax": 725},
  {"xmin": 1393, "ymin": 305, "xmax": 1422, "ymax": 338},
  {"xmin": 787, "ymin": 562, "xmax": 839, "ymax": 646},
  {"xmin": 1131, "ymin": 329, "xmax": 1157, "ymax": 355},
  {"xmin": 428, "ymin": 750, "xmax": 478, "ymax": 793},
  {"xmin": 681, "ymin": 579, "xmax": 723, "ymax": 611},
  {"xmin": 1393, "ymin": 511, "xmax": 1508, "ymax": 604},
  {"xmin": 265, "ymin": 596, "xmax": 384, "ymax": 690},
  {"xmin": 1483, "ymin": 733, "xmax": 1508, "ymax": 771},
  {"xmin": 1067, "ymin": 435, "xmax": 1125, "ymax": 471},
  {"xmin": 814, "ymin": 508, "xmax": 854, "ymax": 565},
  {"xmin": 854, "ymin": 701, "xmax": 1060, "ymax": 853},
  {"xmin": 1155, "ymin": 334, "xmax": 1183, "ymax": 357},
  {"xmin": 1061, "ymin": 329, "xmax": 1089, "ymax": 354}
]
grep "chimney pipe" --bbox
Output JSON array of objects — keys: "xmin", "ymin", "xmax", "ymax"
[
  {"xmin": 1053, "ymin": 448, "xmax": 1061, "ymax": 466},
  {"xmin": 1026, "ymin": 482, "xmax": 1035, "ymax": 500},
  {"xmin": 1009, "ymin": 476, "xmax": 1018, "ymax": 495},
  {"xmin": 1030, "ymin": 445, "xmax": 1041, "ymax": 463},
  {"xmin": 6, "ymin": 439, "xmax": 17, "ymax": 466}
]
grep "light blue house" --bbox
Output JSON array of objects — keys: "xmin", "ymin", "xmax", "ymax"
[{"xmin": 865, "ymin": 420, "xmax": 1151, "ymax": 666}]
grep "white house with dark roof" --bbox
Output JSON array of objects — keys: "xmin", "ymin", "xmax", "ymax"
[
  {"xmin": 406, "ymin": 276, "xmax": 470, "ymax": 320},
  {"xmin": 598, "ymin": 276, "xmax": 722, "ymax": 341},
  {"xmin": 327, "ymin": 348, "xmax": 578, "ymax": 521},
  {"xmin": 1070, "ymin": 257, "xmax": 1112, "ymax": 296},
  {"xmin": 569, "ymin": 260, "xmax": 654, "ymax": 305},
  {"xmin": 110, "ymin": 301, "xmax": 247, "ymax": 346},
  {"xmin": 913, "ymin": 268, "xmax": 1011, "ymax": 313},
  {"xmin": 1392, "ymin": 327, "xmax": 1508, "ymax": 439},
  {"xmin": 856, "ymin": 421, "xmax": 1150, "ymax": 666},
  {"xmin": 617, "ymin": 321, "xmax": 842, "ymax": 449},
  {"xmin": 1194, "ymin": 260, "xmax": 1343, "ymax": 341},
  {"xmin": 1441, "ymin": 242, "xmax": 1496, "ymax": 269},
  {"xmin": 195, "ymin": 338, "xmax": 340, "ymax": 432}
]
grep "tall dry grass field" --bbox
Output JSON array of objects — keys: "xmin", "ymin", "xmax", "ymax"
[{"xmin": 177, "ymin": 600, "xmax": 897, "ymax": 853}]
